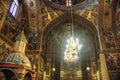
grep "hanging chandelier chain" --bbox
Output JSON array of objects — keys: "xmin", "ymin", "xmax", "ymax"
[{"xmin": 70, "ymin": 3, "xmax": 74, "ymax": 39}]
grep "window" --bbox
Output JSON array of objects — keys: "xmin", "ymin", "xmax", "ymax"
[
  {"xmin": 66, "ymin": 0, "xmax": 71, "ymax": 6},
  {"xmin": 9, "ymin": 0, "xmax": 19, "ymax": 18}
]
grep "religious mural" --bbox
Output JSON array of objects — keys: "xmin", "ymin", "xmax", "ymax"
[
  {"xmin": 103, "ymin": 30, "xmax": 116, "ymax": 49},
  {"xmin": 0, "ymin": 0, "xmax": 9, "ymax": 27},
  {"xmin": 0, "ymin": 2, "xmax": 4, "ymax": 24},
  {"xmin": 27, "ymin": 53, "xmax": 45, "ymax": 74},
  {"xmin": 0, "ymin": 0, "xmax": 120, "ymax": 80},
  {"xmin": 26, "ymin": 0, "xmax": 38, "ymax": 33},
  {"xmin": 0, "ymin": 0, "xmax": 28, "ymax": 42},
  {"xmin": 27, "ymin": 54, "xmax": 38, "ymax": 70},
  {"xmin": 0, "ymin": 39, "xmax": 12, "ymax": 61},
  {"xmin": 27, "ymin": 33, "xmax": 40, "ymax": 50},
  {"xmin": 40, "ymin": 6, "xmax": 58, "ymax": 27},
  {"xmin": 1, "ymin": 11, "xmax": 39, "ymax": 50},
  {"xmin": 1, "ymin": 14, "xmax": 20, "ymax": 41},
  {"xmin": 105, "ymin": 53, "xmax": 120, "ymax": 80},
  {"xmin": 80, "ymin": 1, "xmax": 98, "ymax": 26},
  {"xmin": 0, "ymin": 0, "xmax": 41, "ymax": 51},
  {"xmin": 105, "ymin": 53, "xmax": 120, "ymax": 70}
]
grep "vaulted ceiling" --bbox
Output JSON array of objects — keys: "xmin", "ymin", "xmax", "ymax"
[{"xmin": 0, "ymin": 0, "xmax": 119, "ymax": 53}]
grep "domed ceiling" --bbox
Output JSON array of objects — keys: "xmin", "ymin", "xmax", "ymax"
[
  {"xmin": 49, "ymin": 0, "xmax": 85, "ymax": 5},
  {"xmin": 44, "ymin": 0, "xmax": 95, "ymax": 10}
]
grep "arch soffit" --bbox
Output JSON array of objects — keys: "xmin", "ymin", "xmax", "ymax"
[
  {"xmin": 0, "ymin": 68, "xmax": 17, "ymax": 76},
  {"xmin": 43, "ymin": 13, "xmax": 97, "ymax": 38}
]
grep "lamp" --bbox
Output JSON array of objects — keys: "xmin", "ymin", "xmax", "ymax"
[
  {"xmin": 86, "ymin": 66, "xmax": 90, "ymax": 71},
  {"xmin": 64, "ymin": 1, "xmax": 82, "ymax": 63},
  {"xmin": 52, "ymin": 67, "xmax": 56, "ymax": 71}
]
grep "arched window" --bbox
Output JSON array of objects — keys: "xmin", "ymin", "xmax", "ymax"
[{"xmin": 9, "ymin": 0, "xmax": 20, "ymax": 19}]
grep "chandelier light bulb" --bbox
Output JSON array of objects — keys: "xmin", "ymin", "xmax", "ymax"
[
  {"xmin": 67, "ymin": 39, "xmax": 69, "ymax": 43},
  {"xmin": 78, "ymin": 44, "xmax": 82, "ymax": 50},
  {"xmin": 76, "ymin": 38, "xmax": 79, "ymax": 43}
]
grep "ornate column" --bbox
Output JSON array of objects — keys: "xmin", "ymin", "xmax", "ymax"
[
  {"xmin": 99, "ymin": 51, "xmax": 110, "ymax": 80},
  {"xmin": 96, "ymin": 24, "xmax": 110, "ymax": 80},
  {"xmin": 36, "ymin": 30, "xmax": 44, "ymax": 80}
]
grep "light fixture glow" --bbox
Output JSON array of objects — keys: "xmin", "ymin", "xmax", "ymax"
[
  {"xmin": 86, "ymin": 67, "xmax": 90, "ymax": 71},
  {"xmin": 52, "ymin": 68, "xmax": 55, "ymax": 71},
  {"xmin": 64, "ymin": 37, "xmax": 82, "ymax": 63}
]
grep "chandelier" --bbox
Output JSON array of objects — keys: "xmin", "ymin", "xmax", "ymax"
[
  {"xmin": 64, "ymin": 37, "xmax": 82, "ymax": 63},
  {"xmin": 64, "ymin": 2, "xmax": 82, "ymax": 63}
]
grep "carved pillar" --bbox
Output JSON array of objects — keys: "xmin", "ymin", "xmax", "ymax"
[
  {"xmin": 99, "ymin": 51, "xmax": 110, "ymax": 80},
  {"xmin": 36, "ymin": 30, "xmax": 43, "ymax": 80},
  {"xmin": 96, "ymin": 24, "xmax": 110, "ymax": 80}
]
